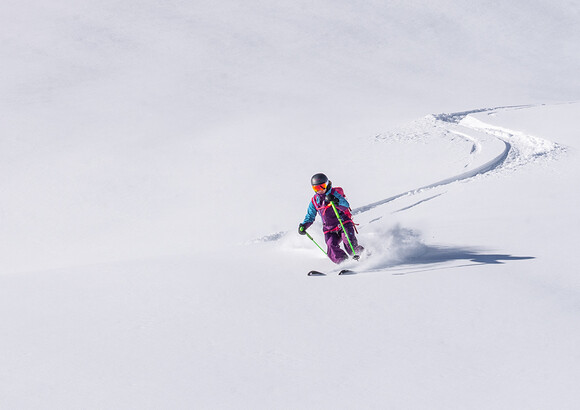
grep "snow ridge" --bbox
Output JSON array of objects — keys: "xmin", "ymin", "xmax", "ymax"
[
  {"xmin": 432, "ymin": 104, "xmax": 535, "ymax": 124},
  {"xmin": 459, "ymin": 115, "xmax": 566, "ymax": 171}
]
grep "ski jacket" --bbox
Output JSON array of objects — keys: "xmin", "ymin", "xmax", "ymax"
[{"xmin": 302, "ymin": 187, "xmax": 353, "ymax": 233}]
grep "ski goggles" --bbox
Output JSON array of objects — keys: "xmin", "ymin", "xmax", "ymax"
[{"xmin": 312, "ymin": 182, "xmax": 328, "ymax": 193}]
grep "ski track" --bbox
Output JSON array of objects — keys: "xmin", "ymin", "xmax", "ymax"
[
  {"xmin": 257, "ymin": 104, "xmax": 564, "ymax": 243},
  {"xmin": 353, "ymin": 104, "xmax": 564, "ymax": 214}
]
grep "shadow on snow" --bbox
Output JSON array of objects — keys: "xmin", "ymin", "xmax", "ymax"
[{"xmin": 368, "ymin": 245, "xmax": 535, "ymax": 275}]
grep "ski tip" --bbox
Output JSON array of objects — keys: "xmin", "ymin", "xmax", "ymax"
[
  {"xmin": 338, "ymin": 269, "xmax": 356, "ymax": 275},
  {"xmin": 308, "ymin": 270, "xmax": 326, "ymax": 276}
]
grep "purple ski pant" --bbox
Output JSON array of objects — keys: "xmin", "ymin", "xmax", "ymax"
[{"xmin": 324, "ymin": 223, "xmax": 363, "ymax": 264}]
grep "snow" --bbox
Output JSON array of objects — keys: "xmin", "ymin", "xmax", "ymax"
[{"xmin": 1, "ymin": 0, "xmax": 580, "ymax": 408}]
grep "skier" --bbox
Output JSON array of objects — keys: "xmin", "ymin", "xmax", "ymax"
[{"xmin": 299, "ymin": 173, "xmax": 364, "ymax": 264}]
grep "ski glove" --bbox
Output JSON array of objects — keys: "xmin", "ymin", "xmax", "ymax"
[
  {"xmin": 298, "ymin": 223, "xmax": 308, "ymax": 235},
  {"xmin": 325, "ymin": 194, "xmax": 339, "ymax": 206}
]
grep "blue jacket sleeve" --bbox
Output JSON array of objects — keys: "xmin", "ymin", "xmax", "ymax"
[{"xmin": 302, "ymin": 200, "xmax": 317, "ymax": 225}]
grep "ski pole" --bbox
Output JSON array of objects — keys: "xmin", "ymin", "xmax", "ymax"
[
  {"xmin": 329, "ymin": 201, "xmax": 358, "ymax": 259},
  {"xmin": 302, "ymin": 229, "xmax": 327, "ymax": 256}
]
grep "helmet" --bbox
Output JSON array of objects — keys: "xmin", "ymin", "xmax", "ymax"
[
  {"xmin": 311, "ymin": 173, "xmax": 328, "ymax": 186},
  {"xmin": 311, "ymin": 173, "xmax": 331, "ymax": 194}
]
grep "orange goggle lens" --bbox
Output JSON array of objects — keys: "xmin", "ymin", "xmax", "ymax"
[{"xmin": 312, "ymin": 182, "xmax": 327, "ymax": 192}]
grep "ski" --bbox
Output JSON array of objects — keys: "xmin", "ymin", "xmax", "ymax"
[
  {"xmin": 307, "ymin": 270, "xmax": 326, "ymax": 276},
  {"xmin": 308, "ymin": 269, "xmax": 356, "ymax": 276}
]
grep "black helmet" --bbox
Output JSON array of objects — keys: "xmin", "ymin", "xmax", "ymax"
[
  {"xmin": 311, "ymin": 173, "xmax": 331, "ymax": 193},
  {"xmin": 311, "ymin": 173, "xmax": 328, "ymax": 186}
]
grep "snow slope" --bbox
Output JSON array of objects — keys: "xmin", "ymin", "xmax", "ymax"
[{"xmin": 1, "ymin": 0, "xmax": 580, "ymax": 408}]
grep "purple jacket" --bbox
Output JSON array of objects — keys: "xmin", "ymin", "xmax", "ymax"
[{"xmin": 302, "ymin": 188, "xmax": 351, "ymax": 233}]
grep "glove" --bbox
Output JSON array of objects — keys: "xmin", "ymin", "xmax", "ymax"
[
  {"xmin": 298, "ymin": 223, "xmax": 308, "ymax": 235},
  {"xmin": 325, "ymin": 194, "xmax": 339, "ymax": 206}
]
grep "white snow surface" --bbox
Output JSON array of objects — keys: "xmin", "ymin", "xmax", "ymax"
[{"xmin": 1, "ymin": 1, "xmax": 580, "ymax": 408}]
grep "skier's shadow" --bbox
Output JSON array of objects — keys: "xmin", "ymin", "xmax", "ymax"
[
  {"xmin": 412, "ymin": 245, "xmax": 534, "ymax": 265},
  {"xmin": 371, "ymin": 245, "xmax": 535, "ymax": 275}
]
